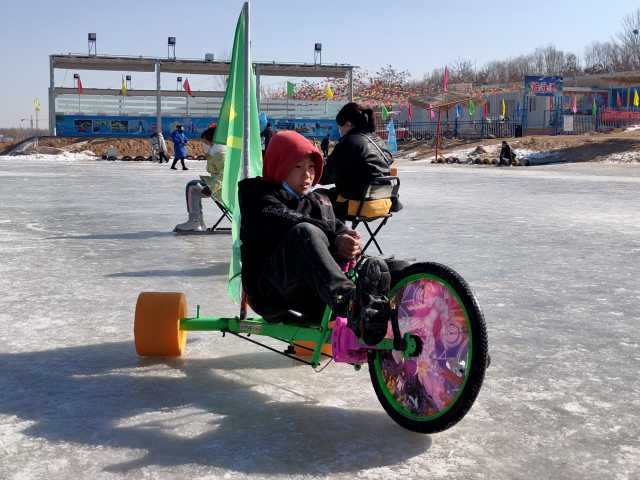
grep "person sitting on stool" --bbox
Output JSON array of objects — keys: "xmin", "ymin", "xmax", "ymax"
[{"xmin": 174, "ymin": 125, "xmax": 226, "ymax": 233}]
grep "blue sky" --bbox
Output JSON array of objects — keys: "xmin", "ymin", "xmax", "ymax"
[{"xmin": 1, "ymin": 0, "xmax": 638, "ymax": 127}]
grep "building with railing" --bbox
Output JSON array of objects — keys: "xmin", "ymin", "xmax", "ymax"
[{"xmin": 50, "ymin": 54, "xmax": 354, "ymax": 139}]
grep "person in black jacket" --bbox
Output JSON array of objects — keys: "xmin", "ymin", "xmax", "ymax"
[
  {"xmin": 260, "ymin": 122, "xmax": 273, "ymax": 155},
  {"xmin": 239, "ymin": 130, "xmax": 393, "ymax": 345},
  {"xmin": 320, "ymin": 133, "xmax": 330, "ymax": 158},
  {"xmin": 320, "ymin": 102, "xmax": 394, "ymax": 220},
  {"xmin": 499, "ymin": 141, "xmax": 515, "ymax": 166}
]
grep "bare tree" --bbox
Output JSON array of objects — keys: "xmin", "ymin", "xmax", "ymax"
[
  {"xmin": 618, "ymin": 8, "xmax": 640, "ymax": 68},
  {"xmin": 375, "ymin": 64, "xmax": 411, "ymax": 86},
  {"xmin": 562, "ymin": 53, "xmax": 581, "ymax": 76},
  {"xmin": 451, "ymin": 58, "xmax": 475, "ymax": 83}
]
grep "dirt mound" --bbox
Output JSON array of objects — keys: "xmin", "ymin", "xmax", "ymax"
[
  {"xmin": 0, "ymin": 141, "xmax": 16, "ymax": 154},
  {"xmin": 31, "ymin": 137, "xmax": 208, "ymax": 158}
]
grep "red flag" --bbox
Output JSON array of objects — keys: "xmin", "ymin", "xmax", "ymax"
[
  {"xmin": 183, "ymin": 78, "xmax": 193, "ymax": 96},
  {"xmin": 77, "ymin": 76, "xmax": 84, "ymax": 95},
  {"xmin": 407, "ymin": 103, "xmax": 413, "ymax": 121},
  {"xmin": 443, "ymin": 66, "xmax": 449, "ymax": 92},
  {"xmin": 616, "ymin": 92, "xmax": 623, "ymax": 108},
  {"xmin": 428, "ymin": 104, "xmax": 435, "ymax": 120},
  {"xmin": 483, "ymin": 101, "xmax": 489, "ymax": 119},
  {"xmin": 571, "ymin": 95, "xmax": 577, "ymax": 113}
]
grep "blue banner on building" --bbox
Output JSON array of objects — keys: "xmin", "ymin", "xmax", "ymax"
[
  {"xmin": 524, "ymin": 76, "xmax": 563, "ymax": 96},
  {"xmin": 55, "ymin": 115, "xmax": 216, "ymax": 139},
  {"xmin": 271, "ymin": 118, "xmax": 339, "ymax": 140},
  {"xmin": 56, "ymin": 115, "xmax": 339, "ymax": 140}
]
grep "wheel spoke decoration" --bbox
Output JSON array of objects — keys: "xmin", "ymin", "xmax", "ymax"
[{"xmin": 376, "ymin": 275, "xmax": 471, "ymax": 419}]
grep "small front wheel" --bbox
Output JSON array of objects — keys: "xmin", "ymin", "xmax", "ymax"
[
  {"xmin": 368, "ymin": 262, "xmax": 488, "ymax": 433},
  {"xmin": 134, "ymin": 292, "xmax": 188, "ymax": 357}
]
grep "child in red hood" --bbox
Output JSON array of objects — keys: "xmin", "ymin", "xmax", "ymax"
[{"xmin": 238, "ymin": 130, "xmax": 392, "ymax": 345}]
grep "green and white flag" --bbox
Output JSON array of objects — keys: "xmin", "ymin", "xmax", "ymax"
[
  {"xmin": 380, "ymin": 103, "xmax": 390, "ymax": 121},
  {"xmin": 213, "ymin": 4, "xmax": 262, "ymax": 302},
  {"xmin": 286, "ymin": 81, "xmax": 295, "ymax": 97}
]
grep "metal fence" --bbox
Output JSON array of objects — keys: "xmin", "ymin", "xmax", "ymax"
[
  {"xmin": 547, "ymin": 109, "xmax": 640, "ymax": 135},
  {"xmin": 377, "ymin": 119, "xmax": 521, "ymax": 142}
]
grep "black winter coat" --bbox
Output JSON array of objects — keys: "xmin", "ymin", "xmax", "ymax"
[
  {"xmin": 238, "ymin": 177, "xmax": 349, "ymax": 313},
  {"xmin": 321, "ymin": 129, "xmax": 392, "ymax": 199}
]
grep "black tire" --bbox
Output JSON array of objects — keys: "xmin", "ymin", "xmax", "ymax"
[
  {"xmin": 368, "ymin": 262, "xmax": 488, "ymax": 434},
  {"xmin": 134, "ymin": 155, "xmax": 146, "ymax": 162},
  {"xmin": 197, "ymin": 154, "xmax": 207, "ymax": 160},
  {"xmin": 121, "ymin": 155, "xmax": 133, "ymax": 161}
]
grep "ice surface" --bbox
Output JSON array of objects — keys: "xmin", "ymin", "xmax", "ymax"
[{"xmin": 1, "ymin": 156, "xmax": 639, "ymax": 479}]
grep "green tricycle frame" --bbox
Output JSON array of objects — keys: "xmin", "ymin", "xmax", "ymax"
[{"xmin": 134, "ymin": 261, "xmax": 489, "ymax": 434}]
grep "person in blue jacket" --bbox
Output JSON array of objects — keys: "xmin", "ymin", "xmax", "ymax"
[{"xmin": 170, "ymin": 124, "xmax": 189, "ymax": 170}]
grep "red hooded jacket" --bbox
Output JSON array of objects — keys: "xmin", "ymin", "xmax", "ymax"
[{"xmin": 263, "ymin": 131, "xmax": 324, "ymax": 185}]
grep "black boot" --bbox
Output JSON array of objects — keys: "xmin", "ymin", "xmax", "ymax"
[{"xmin": 349, "ymin": 257, "xmax": 391, "ymax": 345}]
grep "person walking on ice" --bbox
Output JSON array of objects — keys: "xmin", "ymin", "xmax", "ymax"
[
  {"xmin": 170, "ymin": 124, "xmax": 189, "ymax": 170},
  {"xmin": 150, "ymin": 132, "xmax": 169, "ymax": 163}
]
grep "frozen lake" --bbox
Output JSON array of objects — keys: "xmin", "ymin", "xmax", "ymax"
[{"xmin": 1, "ymin": 155, "xmax": 639, "ymax": 479}]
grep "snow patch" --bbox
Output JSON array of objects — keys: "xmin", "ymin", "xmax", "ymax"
[
  {"xmin": 0, "ymin": 151, "xmax": 97, "ymax": 162},
  {"xmin": 602, "ymin": 150, "xmax": 640, "ymax": 163}
]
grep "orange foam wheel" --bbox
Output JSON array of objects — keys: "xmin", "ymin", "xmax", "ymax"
[{"xmin": 134, "ymin": 292, "xmax": 187, "ymax": 356}]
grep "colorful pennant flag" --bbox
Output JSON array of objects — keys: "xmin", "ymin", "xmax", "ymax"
[
  {"xmin": 592, "ymin": 98, "xmax": 597, "ymax": 116},
  {"xmin": 407, "ymin": 103, "xmax": 413, "ymax": 121},
  {"xmin": 381, "ymin": 103, "xmax": 390, "ymax": 121},
  {"xmin": 286, "ymin": 81, "xmax": 295, "ymax": 97},
  {"xmin": 386, "ymin": 119, "xmax": 397, "ymax": 153},
  {"xmin": 483, "ymin": 101, "xmax": 489, "ymax": 119},
  {"xmin": 468, "ymin": 99, "xmax": 476, "ymax": 116},
  {"xmin": 455, "ymin": 104, "xmax": 462, "ymax": 118},
  {"xmin": 76, "ymin": 76, "xmax": 83, "ymax": 95},
  {"xmin": 443, "ymin": 66, "xmax": 449, "ymax": 92},
  {"xmin": 428, "ymin": 104, "xmax": 435, "ymax": 120},
  {"xmin": 616, "ymin": 92, "xmax": 623, "ymax": 108},
  {"xmin": 325, "ymin": 85, "xmax": 334, "ymax": 100},
  {"xmin": 634, "ymin": 89, "xmax": 639, "ymax": 107},
  {"xmin": 183, "ymin": 78, "xmax": 192, "ymax": 96},
  {"xmin": 259, "ymin": 111, "xmax": 268, "ymax": 130},
  {"xmin": 212, "ymin": 4, "xmax": 263, "ymax": 301},
  {"xmin": 501, "ymin": 98, "xmax": 506, "ymax": 119},
  {"xmin": 121, "ymin": 77, "xmax": 127, "ymax": 96},
  {"xmin": 571, "ymin": 95, "xmax": 577, "ymax": 114},
  {"xmin": 33, "ymin": 98, "xmax": 41, "ymax": 112}
]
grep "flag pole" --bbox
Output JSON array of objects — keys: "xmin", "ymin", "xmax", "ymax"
[{"xmin": 242, "ymin": 0, "xmax": 250, "ymax": 180}]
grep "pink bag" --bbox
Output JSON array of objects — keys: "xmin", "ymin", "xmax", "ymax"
[{"xmin": 331, "ymin": 316, "xmax": 368, "ymax": 364}]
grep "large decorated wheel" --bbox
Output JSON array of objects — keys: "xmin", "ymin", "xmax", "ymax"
[{"xmin": 368, "ymin": 262, "xmax": 488, "ymax": 433}]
